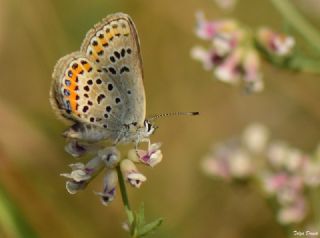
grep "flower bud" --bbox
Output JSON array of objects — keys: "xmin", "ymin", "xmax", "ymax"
[
  {"xmin": 120, "ymin": 159, "xmax": 146, "ymax": 188},
  {"xmin": 95, "ymin": 169, "xmax": 118, "ymax": 206}
]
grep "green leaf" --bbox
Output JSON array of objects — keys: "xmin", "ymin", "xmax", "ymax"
[
  {"xmin": 138, "ymin": 218, "xmax": 163, "ymax": 237},
  {"xmin": 126, "ymin": 210, "xmax": 134, "ymax": 225},
  {"xmin": 130, "ymin": 215, "xmax": 138, "ymax": 238},
  {"xmin": 135, "ymin": 203, "xmax": 145, "ymax": 228}
]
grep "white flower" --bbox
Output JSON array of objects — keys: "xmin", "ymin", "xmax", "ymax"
[
  {"xmin": 195, "ymin": 11, "xmax": 220, "ymax": 40},
  {"xmin": 242, "ymin": 50, "xmax": 264, "ymax": 93},
  {"xmin": 133, "ymin": 143, "xmax": 163, "ymax": 167},
  {"xmin": 214, "ymin": 48, "xmax": 243, "ymax": 84},
  {"xmin": 229, "ymin": 149, "xmax": 253, "ymax": 178},
  {"xmin": 284, "ymin": 149, "xmax": 306, "ymax": 172},
  {"xmin": 61, "ymin": 156, "xmax": 103, "ymax": 194},
  {"xmin": 212, "ymin": 34, "xmax": 235, "ymax": 55},
  {"xmin": 64, "ymin": 140, "xmax": 88, "ymax": 157},
  {"xmin": 214, "ymin": 0, "xmax": 237, "ymax": 10},
  {"xmin": 277, "ymin": 197, "xmax": 307, "ymax": 224},
  {"xmin": 195, "ymin": 12, "xmax": 238, "ymax": 40},
  {"xmin": 120, "ymin": 159, "xmax": 147, "ymax": 188},
  {"xmin": 257, "ymin": 27, "xmax": 295, "ymax": 57},
  {"xmin": 242, "ymin": 123, "xmax": 269, "ymax": 154},
  {"xmin": 62, "ymin": 169, "xmax": 91, "ymax": 182},
  {"xmin": 267, "ymin": 141, "xmax": 289, "ymax": 169},
  {"xmin": 95, "ymin": 169, "xmax": 118, "ymax": 206},
  {"xmin": 98, "ymin": 146, "xmax": 120, "ymax": 168},
  {"xmin": 201, "ymin": 156, "xmax": 231, "ymax": 179},
  {"xmin": 273, "ymin": 36, "xmax": 295, "ymax": 56},
  {"xmin": 61, "ymin": 156, "xmax": 102, "ymax": 181},
  {"xmin": 191, "ymin": 46, "xmax": 225, "ymax": 70},
  {"xmin": 65, "ymin": 180, "xmax": 87, "ymax": 195},
  {"xmin": 261, "ymin": 172, "xmax": 288, "ymax": 195},
  {"xmin": 276, "ymin": 176, "xmax": 303, "ymax": 205}
]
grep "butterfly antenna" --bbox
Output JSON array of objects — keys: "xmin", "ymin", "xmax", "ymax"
[{"xmin": 148, "ymin": 111, "xmax": 199, "ymax": 121}]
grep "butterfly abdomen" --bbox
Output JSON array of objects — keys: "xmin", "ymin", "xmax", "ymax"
[{"xmin": 63, "ymin": 123, "xmax": 112, "ymax": 142}]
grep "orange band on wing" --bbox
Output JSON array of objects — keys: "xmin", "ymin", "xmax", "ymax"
[{"xmin": 64, "ymin": 63, "xmax": 84, "ymax": 112}]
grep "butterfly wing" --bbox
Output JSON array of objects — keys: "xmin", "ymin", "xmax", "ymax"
[
  {"xmin": 80, "ymin": 12, "xmax": 146, "ymax": 127},
  {"xmin": 50, "ymin": 51, "xmax": 125, "ymax": 133}
]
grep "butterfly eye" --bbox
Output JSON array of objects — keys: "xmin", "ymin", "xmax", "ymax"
[{"xmin": 144, "ymin": 120, "xmax": 152, "ymax": 132}]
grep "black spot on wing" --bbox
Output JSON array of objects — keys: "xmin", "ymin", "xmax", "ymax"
[
  {"xmin": 120, "ymin": 66, "xmax": 130, "ymax": 74},
  {"xmin": 108, "ymin": 67, "xmax": 116, "ymax": 75}
]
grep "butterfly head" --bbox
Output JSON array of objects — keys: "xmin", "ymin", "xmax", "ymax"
[
  {"xmin": 140, "ymin": 111, "xmax": 199, "ymax": 139},
  {"xmin": 143, "ymin": 119, "xmax": 157, "ymax": 138}
]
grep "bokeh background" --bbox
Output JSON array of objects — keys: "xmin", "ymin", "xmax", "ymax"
[{"xmin": 0, "ymin": 0, "xmax": 320, "ymax": 237}]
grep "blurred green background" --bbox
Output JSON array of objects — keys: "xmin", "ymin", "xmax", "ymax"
[{"xmin": 0, "ymin": 0, "xmax": 320, "ymax": 237}]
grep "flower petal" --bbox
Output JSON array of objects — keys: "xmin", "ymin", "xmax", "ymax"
[
  {"xmin": 98, "ymin": 146, "xmax": 120, "ymax": 168},
  {"xmin": 95, "ymin": 169, "xmax": 118, "ymax": 206},
  {"xmin": 120, "ymin": 159, "xmax": 147, "ymax": 188},
  {"xmin": 64, "ymin": 140, "xmax": 88, "ymax": 157},
  {"xmin": 66, "ymin": 180, "xmax": 87, "ymax": 194}
]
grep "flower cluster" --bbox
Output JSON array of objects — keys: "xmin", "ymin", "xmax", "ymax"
[
  {"xmin": 61, "ymin": 140, "xmax": 163, "ymax": 206},
  {"xmin": 257, "ymin": 27, "xmax": 295, "ymax": 57},
  {"xmin": 202, "ymin": 123, "xmax": 320, "ymax": 225},
  {"xmin": 191, "ymin": 12, "xmax": 295, "ymax": 93}
]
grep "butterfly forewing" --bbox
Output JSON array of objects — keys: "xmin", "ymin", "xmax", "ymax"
[{"xmin": 80, "ymin": 13, "xmax": 146, "ymax": 127}]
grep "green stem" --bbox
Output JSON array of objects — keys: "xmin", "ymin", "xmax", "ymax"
[
  {"xmin": 116, "ymin": 166, "xmax": 134, "ymax": 230},
  {"xmin": 287, "ymin": 55, "xmax": 320, "ymax": 74},
  {"xmin": 0, "ymin": 184, "xmax": 38, "ymax": 238},
  {"xmin": 270, "ymin": 0, "xmax": 320, "ymax": 53}
]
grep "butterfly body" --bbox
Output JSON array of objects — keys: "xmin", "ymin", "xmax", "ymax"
[
  {"xmin": 62, "ymin": 120, "xmax": 154, "ymax": 145},
  {"xmin": 50, "ymin": 13, "xmax": 154, "ymax": 145}
]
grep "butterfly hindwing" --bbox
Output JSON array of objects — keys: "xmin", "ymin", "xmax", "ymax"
[
  {"xmin": 50, "ymin": 51, "xmax": 124, "ymax": 131},
  {"xmin": 80, "ymin": 12, "xmax": 146, "ymax": 127}
]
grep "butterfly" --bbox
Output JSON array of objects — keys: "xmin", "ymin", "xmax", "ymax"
[{"xmin": 50, "ymin": 12, "xmax": 198, "ymax": 148}]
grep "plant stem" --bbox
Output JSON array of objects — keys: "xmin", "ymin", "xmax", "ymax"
[
  {"xmin": 116, "ymin": 166, "xmax": 134, "ymax": 226},
  {"xmin": 270, "ymin": 0, "xmax": 320, "ymax": 53},
  {"xmin": 0, "ymin": 184, "xmax": 38, "ymax": 238},
  {"xmin": 288, "ymin": 55, "xmax": 320, "ymax": 74}
]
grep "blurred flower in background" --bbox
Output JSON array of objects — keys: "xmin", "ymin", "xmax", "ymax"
[
  {"xmin": 214, "ymin": 0, "xmax": 237, "ymax": 11},
  {"xmin": 202, "ymin": 123, "xmax": 320, "ymax": 226},
  {"xmin": 257, "ymin": 27, "xmax": 295, "ymax": 57},
  {"xmin": 191, "ymin": 12, "xmax": 297, "ymax": 93}
]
